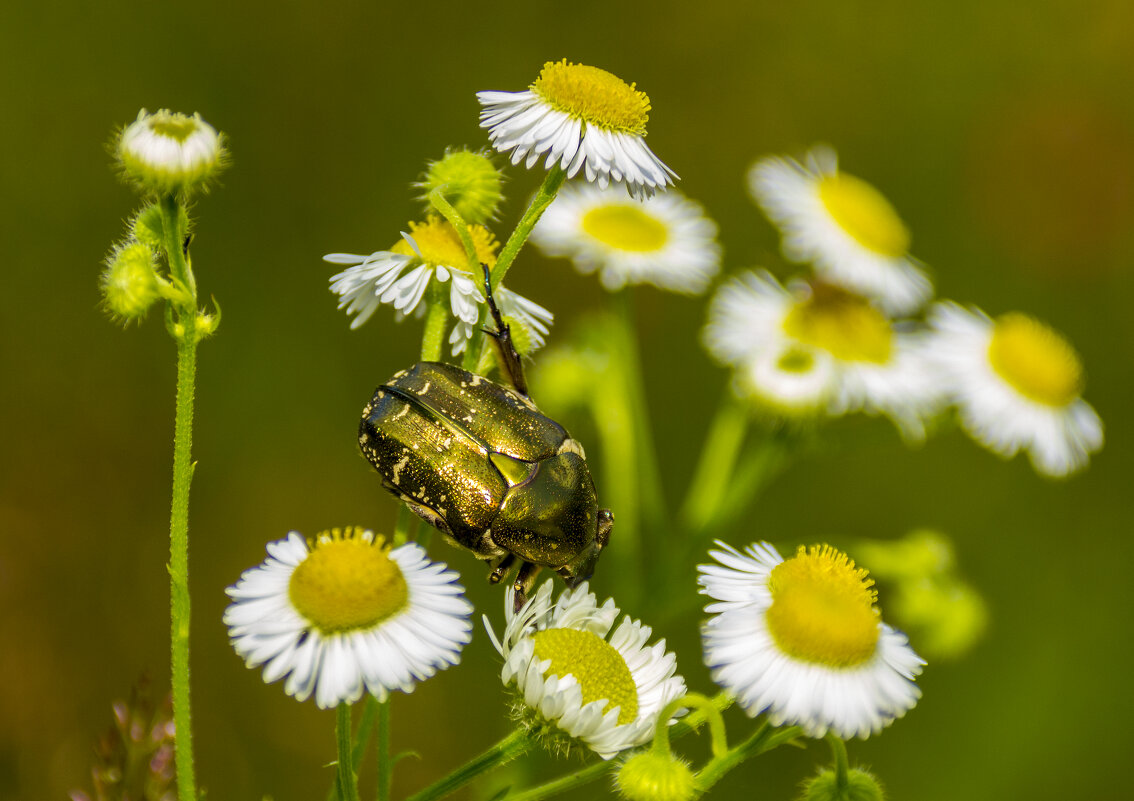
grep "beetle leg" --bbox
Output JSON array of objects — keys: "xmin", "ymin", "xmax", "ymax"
[
  {"xmin": 512, "ymin": 561, "xmax": 543, "ymax": 613},
  {"xmin": 479, "ymin": 262, "xmax": 529, "ymax": 397},
  {"xmin": 488, "ymin": 553, "xmax": 516, "ymax": 584}
]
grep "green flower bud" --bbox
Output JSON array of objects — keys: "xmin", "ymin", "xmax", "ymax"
[
  {"xmin": 101, "ymin": 242, "xmax": 160, "ymax": 321},
  {"xmin": 419, "ymin": 149, "xmax": 504, "ymax": 224},
  {"xmin": 616, "ymin": 751, "xmax": 696, "ymax": 801},
  {"xmin": 801, "ymin": 768, "xmax": 885, "ymax": 801},
  {"xmin": 130, "ymin": 202, "xmax": 190, "ymax": 250},
  {"xmin": 116, "ymin": 109, "xmax": 227, "ymax": 197}
]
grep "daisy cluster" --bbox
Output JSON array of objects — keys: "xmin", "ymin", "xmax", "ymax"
[{"xmin": 703, "ymin": 144, "xmax": 1103, "ymax": 476}]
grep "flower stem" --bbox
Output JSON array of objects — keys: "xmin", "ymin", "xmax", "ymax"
[
  {"xmin": 501, "ymin": 760, "xmax": 612, "ymax": 801},
  {"xmin": 352, "ymin": 696, "xmax": 379, "ymax": 773},
  {"xmin": 653, "ymin": 694, "xmax": 729, "ymax": 759},
  {"xmin": 404, "ymin": 729, "xmax": 532, "ymax": 801},
  {"xmin": 337, "ymin": 703, "xmax": 360, "ymax": 801},
  {"xmin": 421, "ymin": 283, "xmax": 449, "ymax": 362},
  {"xmin": 825, "ymin": 732, "xmax": 849, "ymax": 791},
  {"xmin": 159, "ymin": 193, "xmax": 200, "ymax": 801},
  {"xmin": 428, "ymin": 190, "xmax": 478, "ymax": 273},
  {"xmin": 376, "ymin": 700, "xmax": 392, "ymax": 801},
  {"xmin": 679, "ymin": 392, "xmax": 749, "ymax": 533},
  {"xmin": 692, "ymin": 723, "xmax": 802, "ymax": 798},
  {"xmin": 168, "ymin": 323, "xmax": 198, "ymax": 801},
  {"xmin": 489, "ymin": 166, "xmax": 565, "ymax": 291}
]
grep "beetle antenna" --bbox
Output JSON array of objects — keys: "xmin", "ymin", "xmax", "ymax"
[{"xmin": 479, "ymin": 263, "xmax": 529, "ymax": 396}]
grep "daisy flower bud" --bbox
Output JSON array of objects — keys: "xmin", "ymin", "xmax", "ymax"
[
  {"xmin": 116, "ymin": 109, "xmax": 226, "ymax": 196},
  {"xmin": 129, "ymin": 202, "xmax": 190, "ymax": 251},
  {"xmin": 616, "ymin": 751, "xmax": 696, "ymax": 801},
  {"xmin": 101, "ymin": 241, "xmax": 160, "ymax": 321},
  {"xmin": 801, "ymin": 767, "xmax": 885, "ymax": 801},
  {"xmin": 418, "ymin": 149, "xmax": 505, "ymax": 224}
]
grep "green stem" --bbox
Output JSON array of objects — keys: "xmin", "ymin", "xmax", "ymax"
[
  {"xmin": 653, "ymin": 694, "xmax": 728, "ymax": 759},
  {"xmin": 421, "ymin": 284, "xmax": 449, "ymax": 362},
  {"xmin": 353, "ymin": 697, "xmax": 379, "ymax": 773},
  {"xmin": 428, "ymin": 190, "xmax": 478, "ymax": 272},
  {"xmin": 489, "ymin": 166, "xmax": 565, "ymax": 290},
  {"xmin": 337, "ymin": 704, "xmax": 360, "ymax": 801},
  {"xmin": 377, "ymin": 700, "xmax": 392, "ymax": 801},
  {"xmin": 168, "ymin": 316, "xmax": 198, "ymax": 801},
  {"xmin": 610, "ymin": 293, "xmax": 666, "ymax": 533},
  {"xmin": 393, "ymin": 505, "xmax": 414, "ymax": 547},
  {"xmin": 711, "ymin": 426, "xmax": 793, "ymax": 533},
  {"xmin": 502, "ymin": 760, "xmax": 612, "ymax": 801},
  {"xmin": 825, "ymin": 732, "xmax": 849, "ymax": 791},
  {"xmin": 679, "ymin": 392, "xmax": 749, "ymax": 533},
  {"xmin": 160, "ymin": 194, "xmax": 194, "ymax": 296},
  {"xmin": 692, "ymin": 723, "xmax": 802, "ymax": 797},
  {"xmin": 405, "ymin": 729, "xmax": 532, "ymax": 801}
]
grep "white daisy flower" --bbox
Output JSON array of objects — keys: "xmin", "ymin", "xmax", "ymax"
[
  {"xmin": 699, "ymin": 541, "xmax": 924, "ymax": 739},
  {"xmin": 749, "ymin": 146, "xmax": 931, "ymax": 315},
  {"xmin": 116, "ymin": 108, "xmax": 226, "ymax": 195},
  {"xmin": 702, "ymin": 271, "xmax": 942, "ymax": 437},
  {"xmin": 224, "ymin": 528, "xmax": 473, "ymax": 709},
  {"xmin": 325, "ymin": 216, "xmax": 553, "ymax": 354},
  {"xmin": 478, "ymin": 59, "xmax": 677, "ymax": 200},
  {"xmin": 530, "ymin": 183, "xmax": 720, "ymax": 294},
  {"xmin": 484, "ymin": 580, "xmax": 686, "ymax": 759},
  {"xmin": 926, "ymin": 302, "xmax": 1103, "ymax": 476}
]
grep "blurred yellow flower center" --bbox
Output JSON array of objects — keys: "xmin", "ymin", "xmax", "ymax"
[
  {"xmin": 782, "ymin": 284, "xmax": 893, "ymax": 363},
  {"xmin": 766, "ymin": 545, "xmax": 880, "ymax": 667},
  {"xmin": 818, "ymin": 172, "xmax": 910, "ymax": 257},
  {"xmin": 148, "ymin": 113, "xmax": 199, "ymax": 142},
  {"xmin": 988, "ymin": 313, "xmax": 1084, "ymax": 407},
  {"xmin": 533, "ymin": 59, "xmax": 651, "ymax": 135},
  {"xmin": 582, "ymin": 204, "xmax": 669, "ymax": 251},
  {"xmin": 289, "ymin": 528, "xmax": 407, "ymax": 633},
  {"xmin": 391, "ymin": 216, "xmax": 499, "ymax": 272},
  {"xmin": 532, "ymin": 628, "xmax": 639, "ymax": 725}
]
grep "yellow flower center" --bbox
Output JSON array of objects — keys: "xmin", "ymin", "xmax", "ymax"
[
  {"xmin": 148, "ymin": 113, "xmax": 199, "ymax": 142},
  {"xmin": 532, "ymin": 59, "xmax": 651, "ymax": 136},
  {"xmin": 288, "ymin": 528, "xmax": 408, "ymax": 633},
  {"xmin": 988, "ymin": 313, "xmax": 1084, "ymax": 407},
  {"xmin": 765, "ymin": 545, "xmax": 880, "ymax": 667},
  {"xmin": 532, "ymin": 628, "xmax": 639, "ymax": 725},
  {"xmin": 581, "ymin": 203, "xmax": 669, "ymax": 251},
  {"xmin": 782, "ymin": 283, "xmax": 893, "ymax": 363},
  {"xmin": 818, "ymin": 172, "xmax": 911, "ymax": 257},
  {"xmin": 391, "ymin": 216, "xmax": 499, "ymax": 272}
]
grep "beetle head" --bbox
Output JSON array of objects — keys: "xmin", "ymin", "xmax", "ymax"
[{"xmin": 558, "ymin": 509, "xmax": 613, "ymax": 587}]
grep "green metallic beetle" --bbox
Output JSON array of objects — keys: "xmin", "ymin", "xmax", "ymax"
[{"xmin": 358, "ymin": 270, "xmax": 613, "ymax": 610}]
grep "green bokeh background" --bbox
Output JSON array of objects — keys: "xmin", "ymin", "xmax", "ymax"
[{"xmin": 3, "ymin": 2, "xmax": 1132, "ymax": 800}]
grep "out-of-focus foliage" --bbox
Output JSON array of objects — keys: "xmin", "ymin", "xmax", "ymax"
[{"xmin": 2, "ymin": 2, "xmax": 1131, "ymax": 801}]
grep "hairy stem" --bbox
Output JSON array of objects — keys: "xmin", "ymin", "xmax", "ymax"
[
  {"xmin": 404, "ymin": 729, "xmax": 532, "ymax": 801},
  {"xmin": 489, "ymin": 166, "xmax": 565, "ymax": 290},
  {"xmin": 336, "ymin": 704, "xmax": 360, "ymax": 801},
  {"xmin": 168, "ymin": 323, "xmax": 198, "ymax": 801}
]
